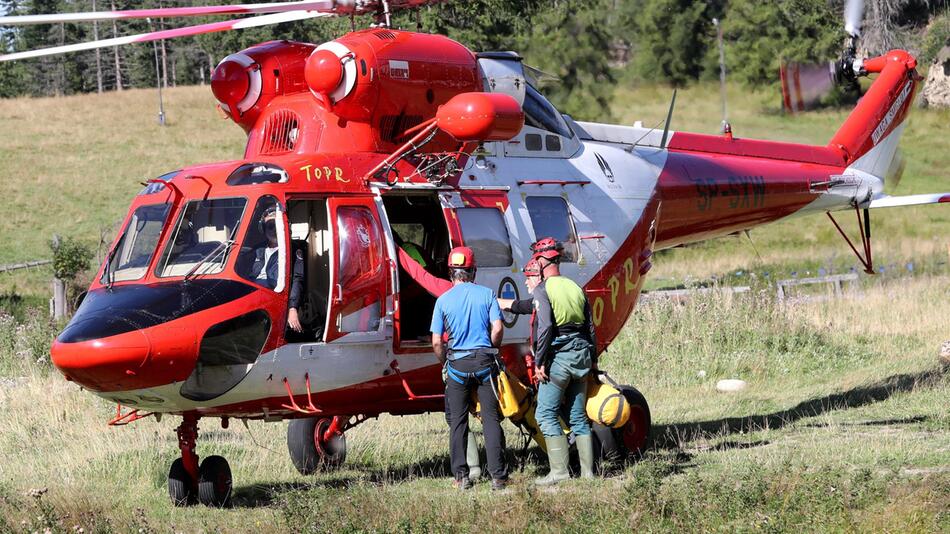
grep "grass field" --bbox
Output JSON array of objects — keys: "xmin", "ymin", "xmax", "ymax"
[{"xmin": 0, "ymin": 82, "xmax": 948, "ymax": 532}]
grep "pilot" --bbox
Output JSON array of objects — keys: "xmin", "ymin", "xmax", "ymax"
[
  {"xmin": 251, "ymin": 206, "xmax": 304, "ymax": 333},
  {"xmin": 500, "ymin": 238, "xmax": 598, "ymax": 485},
  {"xmin": 430, "ymin": 246, "xmax": 508, "ymax": 490}
]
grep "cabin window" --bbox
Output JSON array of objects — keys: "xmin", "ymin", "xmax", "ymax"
[
  {"xmin": 155, "ymin": 197, "xmax": 247, "ymax": 278},
  {"xmin": 336, "ymin": 206, "xmax": 384, "ymax": 333},
  {"xmin": 101, "ymin": 203, "xmax": 171, "ymax": 284},
  {"xmin": 235, "ymin": 196, "xmax": 288, "ymax": 292},
  {"xmin": 456, "ymin": 208, "xmax": 513, "ymax": 267},
  {"xmin": 525, "ymin": 196, "xmax": 579, "ymax": 262},
  {"xmin": 226, "ymin": 163, "xmax": 289, "ymax": 186},
  {"xmin": 525, "ymin": 134, "xmax": 543, "ymax": 151}
]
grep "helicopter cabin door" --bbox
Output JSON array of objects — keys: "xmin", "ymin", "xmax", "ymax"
[{"xmin": 325, "ymin": 197, "xmax": 391, "ymax": 343}]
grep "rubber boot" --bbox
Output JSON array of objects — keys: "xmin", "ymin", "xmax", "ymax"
[
  {"xmin": 466, "ymin": 432, "xmax": 481, "ymax": 480},
  {"xmin": 575, "ymin": 434, "xmax": 595, "ymax": 478},
  {"xmin": 535, "ymin": 435, "xmax": 570, "ymax": 486}
]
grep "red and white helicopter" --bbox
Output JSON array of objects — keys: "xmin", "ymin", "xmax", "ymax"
[{"xmin": 2, "ymin": 0, "xmax": 947, "ymax": 507}]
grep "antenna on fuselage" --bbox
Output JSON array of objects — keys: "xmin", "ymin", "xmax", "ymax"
[
  {"xmin": 713, "ymin": 17, "xmax": 730, "ymax": 135},
  {"xmin": 660, "ymin": 88, "xmax": 677, "ymax": 149}
]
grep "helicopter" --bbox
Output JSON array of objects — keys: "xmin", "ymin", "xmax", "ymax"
[{"xmin": 1, "ymin": 0, "xmax": 947, "ymax": 507}]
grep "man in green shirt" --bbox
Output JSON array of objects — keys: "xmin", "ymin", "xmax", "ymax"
[{"xmin": 501, "ymin": 238, "xmax": 598, "ymax": 485}]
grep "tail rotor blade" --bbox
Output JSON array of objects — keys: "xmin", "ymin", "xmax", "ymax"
[
  {"xmin": 780, "ymin": 61, "xmax": 836, "ymax": 113},
  {"xmin": 0, "ymin": 10, "xmax": 330, "ymax": 63},
  {"xmin": 0, "ymin": 1, "xmax": 347, "ymax": 26}
]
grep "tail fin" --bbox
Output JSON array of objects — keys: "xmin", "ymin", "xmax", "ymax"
[{"xmin": 828, "ymin": 50, "xmax": 920, "ymax": 177}]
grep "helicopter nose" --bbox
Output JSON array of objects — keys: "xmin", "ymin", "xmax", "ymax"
[{"xmin": 51, "ymin": 323, "xmax": 198, "ymax": 392}]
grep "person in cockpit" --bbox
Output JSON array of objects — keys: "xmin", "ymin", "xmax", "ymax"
[{"xmin": 250, "ymin": 206, "xmax": 304, "ymax": 333}]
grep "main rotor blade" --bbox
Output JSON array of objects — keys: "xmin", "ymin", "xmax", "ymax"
[
  {"xmin": 0, "ymin": 10, "xmax": 330, "ymax": 62},
  {"xmin": 0, "ymin": 1, "xmax": 349, "ymax": 26}
]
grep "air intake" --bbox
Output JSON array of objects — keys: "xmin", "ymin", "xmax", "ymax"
[
  {"xmin": 259, "ymin": 109, "xmax": 299, "ymax": 155},
  {"xmin": 379, "ymin": 115, "xmax": 423, "ymax": 143},
  {"xmin": 373, "ymin": 30, "xmax": 397, "ymax": 40}
]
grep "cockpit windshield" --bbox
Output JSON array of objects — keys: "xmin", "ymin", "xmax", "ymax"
[
  {"xmin": 101, "ymin": 203, "xmax": 171, "ymax": 284},
  {"xmin": 155, "ymin": 198, "xmax": 247, "ymax": 278}
]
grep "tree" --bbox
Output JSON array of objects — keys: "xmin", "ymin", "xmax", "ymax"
[
  {"xmin": 721, "ymin": 0, "xmax": 841, "ymax": 88},
  {"xmin": 522, "ymin": 0, "xmax": 617, "ymax": 121},
  {"xmin": 628, "ymin": 0, "xmax": 713, "ymax": 86}
]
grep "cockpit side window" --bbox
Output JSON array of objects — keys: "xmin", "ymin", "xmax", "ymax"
[
  {"xmin": 155, "ymin": 198, "xmax": 247, "ymax": 278},
  {"xmin": 235, "ymin": 196, "xmax": 287, "ymax": 292},
  {"xmin": 101, "ymin": 203, "xmax": 171, "ymax": 284},
  {"xmin": 523, "ymin": 84, "xmax": 573, "ymax": 139}
]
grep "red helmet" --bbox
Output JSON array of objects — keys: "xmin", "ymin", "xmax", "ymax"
[
  {"xmin": 530, "ymin": 237, "xmax": 562, "ymax": 262},
  {"xmin": 522, "ymin": 257, "xmax": 542, "ymax": 277},
  {"xmin": 447, "ymin": 246, "xmax": 476, "ymax": 269}
]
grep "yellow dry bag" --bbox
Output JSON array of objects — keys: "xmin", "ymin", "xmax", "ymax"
[
  {"xmin": 495, "ymin": 369, "xmax": 527, "ymax": 418},
  {"xmin": 586, "ymin": 373, "xmax": 630, "ymax": 428}
]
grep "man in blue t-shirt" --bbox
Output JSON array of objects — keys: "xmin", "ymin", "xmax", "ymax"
[{"xmin": 431, "ymin": 246, "xmax": 508, "ymax": 490}]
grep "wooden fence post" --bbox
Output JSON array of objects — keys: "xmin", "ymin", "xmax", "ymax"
[{"xmin": 51, "ymin": 234, "xmax": 67, "ymax": 320}]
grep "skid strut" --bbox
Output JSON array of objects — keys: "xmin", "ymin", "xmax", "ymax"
[
  {"xmin": 281, "ymin": 373, "xmax": 324, "ymax": 414},
  {"xmin": 107, "ymin": 403, "xmax": 153, "ymax": 426},
  {"xmin": 176, "ymin": 413, "xmax": 200, "ymax": 489},
  {"xmin": 827, "ymin": 206, "xmax": 874, "ymax": 274}
]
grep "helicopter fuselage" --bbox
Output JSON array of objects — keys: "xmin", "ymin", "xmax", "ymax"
[{"xmin": 50, "ymin": 29, "xmax": 919, "ymax": 426}]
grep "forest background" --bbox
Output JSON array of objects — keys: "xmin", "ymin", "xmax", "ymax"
[{"xmin": 2, "ymin": 0, "xmax": 950, "ymax": 122}]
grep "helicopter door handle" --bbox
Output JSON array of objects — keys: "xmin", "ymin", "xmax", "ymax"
[{"xmin": 333, "ymin": 284, "xmax": 343, "ymax": 303}]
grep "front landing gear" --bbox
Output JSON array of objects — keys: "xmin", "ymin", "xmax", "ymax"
[
  {"xmin": 198, "ymin": 455, "xmax": 232, "ymax": 507},
  {"xmin": 167, "ymin": 413, "xmax": 233, "ymax": 508}
]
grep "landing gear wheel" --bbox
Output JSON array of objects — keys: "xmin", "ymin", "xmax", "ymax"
[
  {"xmin": 287, "ymin": 417, "xmax": 347, "ymax": 475},
  {"xmin": 197, "ymin": 455, "xmax": 232, "ymax": 508},
  {"xmin": 615, "ymin": 386, "xmax": 652, "ymax": 459},
  {"xmin": 168, "ymin": 458, "xmax": 195, "ymax": 507}
]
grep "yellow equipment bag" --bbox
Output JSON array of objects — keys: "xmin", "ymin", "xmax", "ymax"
[
  {"xmin": 471, "ymin": 368, "xmax": 529, "ymax": 418},
  {"xmin": 586, "ymin": 373, "xmax": 630, "ymax": 428},
  {"xmin": 496, "ymin": 368, "xmax": 528, "ymax": 418}
]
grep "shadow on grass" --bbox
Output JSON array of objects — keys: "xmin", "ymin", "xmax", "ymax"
[
  {"xmin": 653, "ymin": 366, "xmax": 947, "ymax": 449},
  {"xmin": 231, "ymin": 453, "xmax": 458, "ymax": 507},
  {"xmin": 803, "ymin": 415, "xmax": 930, "ymax": 428},
  {"xmin": 230, "ymin": 478, "xmax": 355, "ymax": 508}
]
